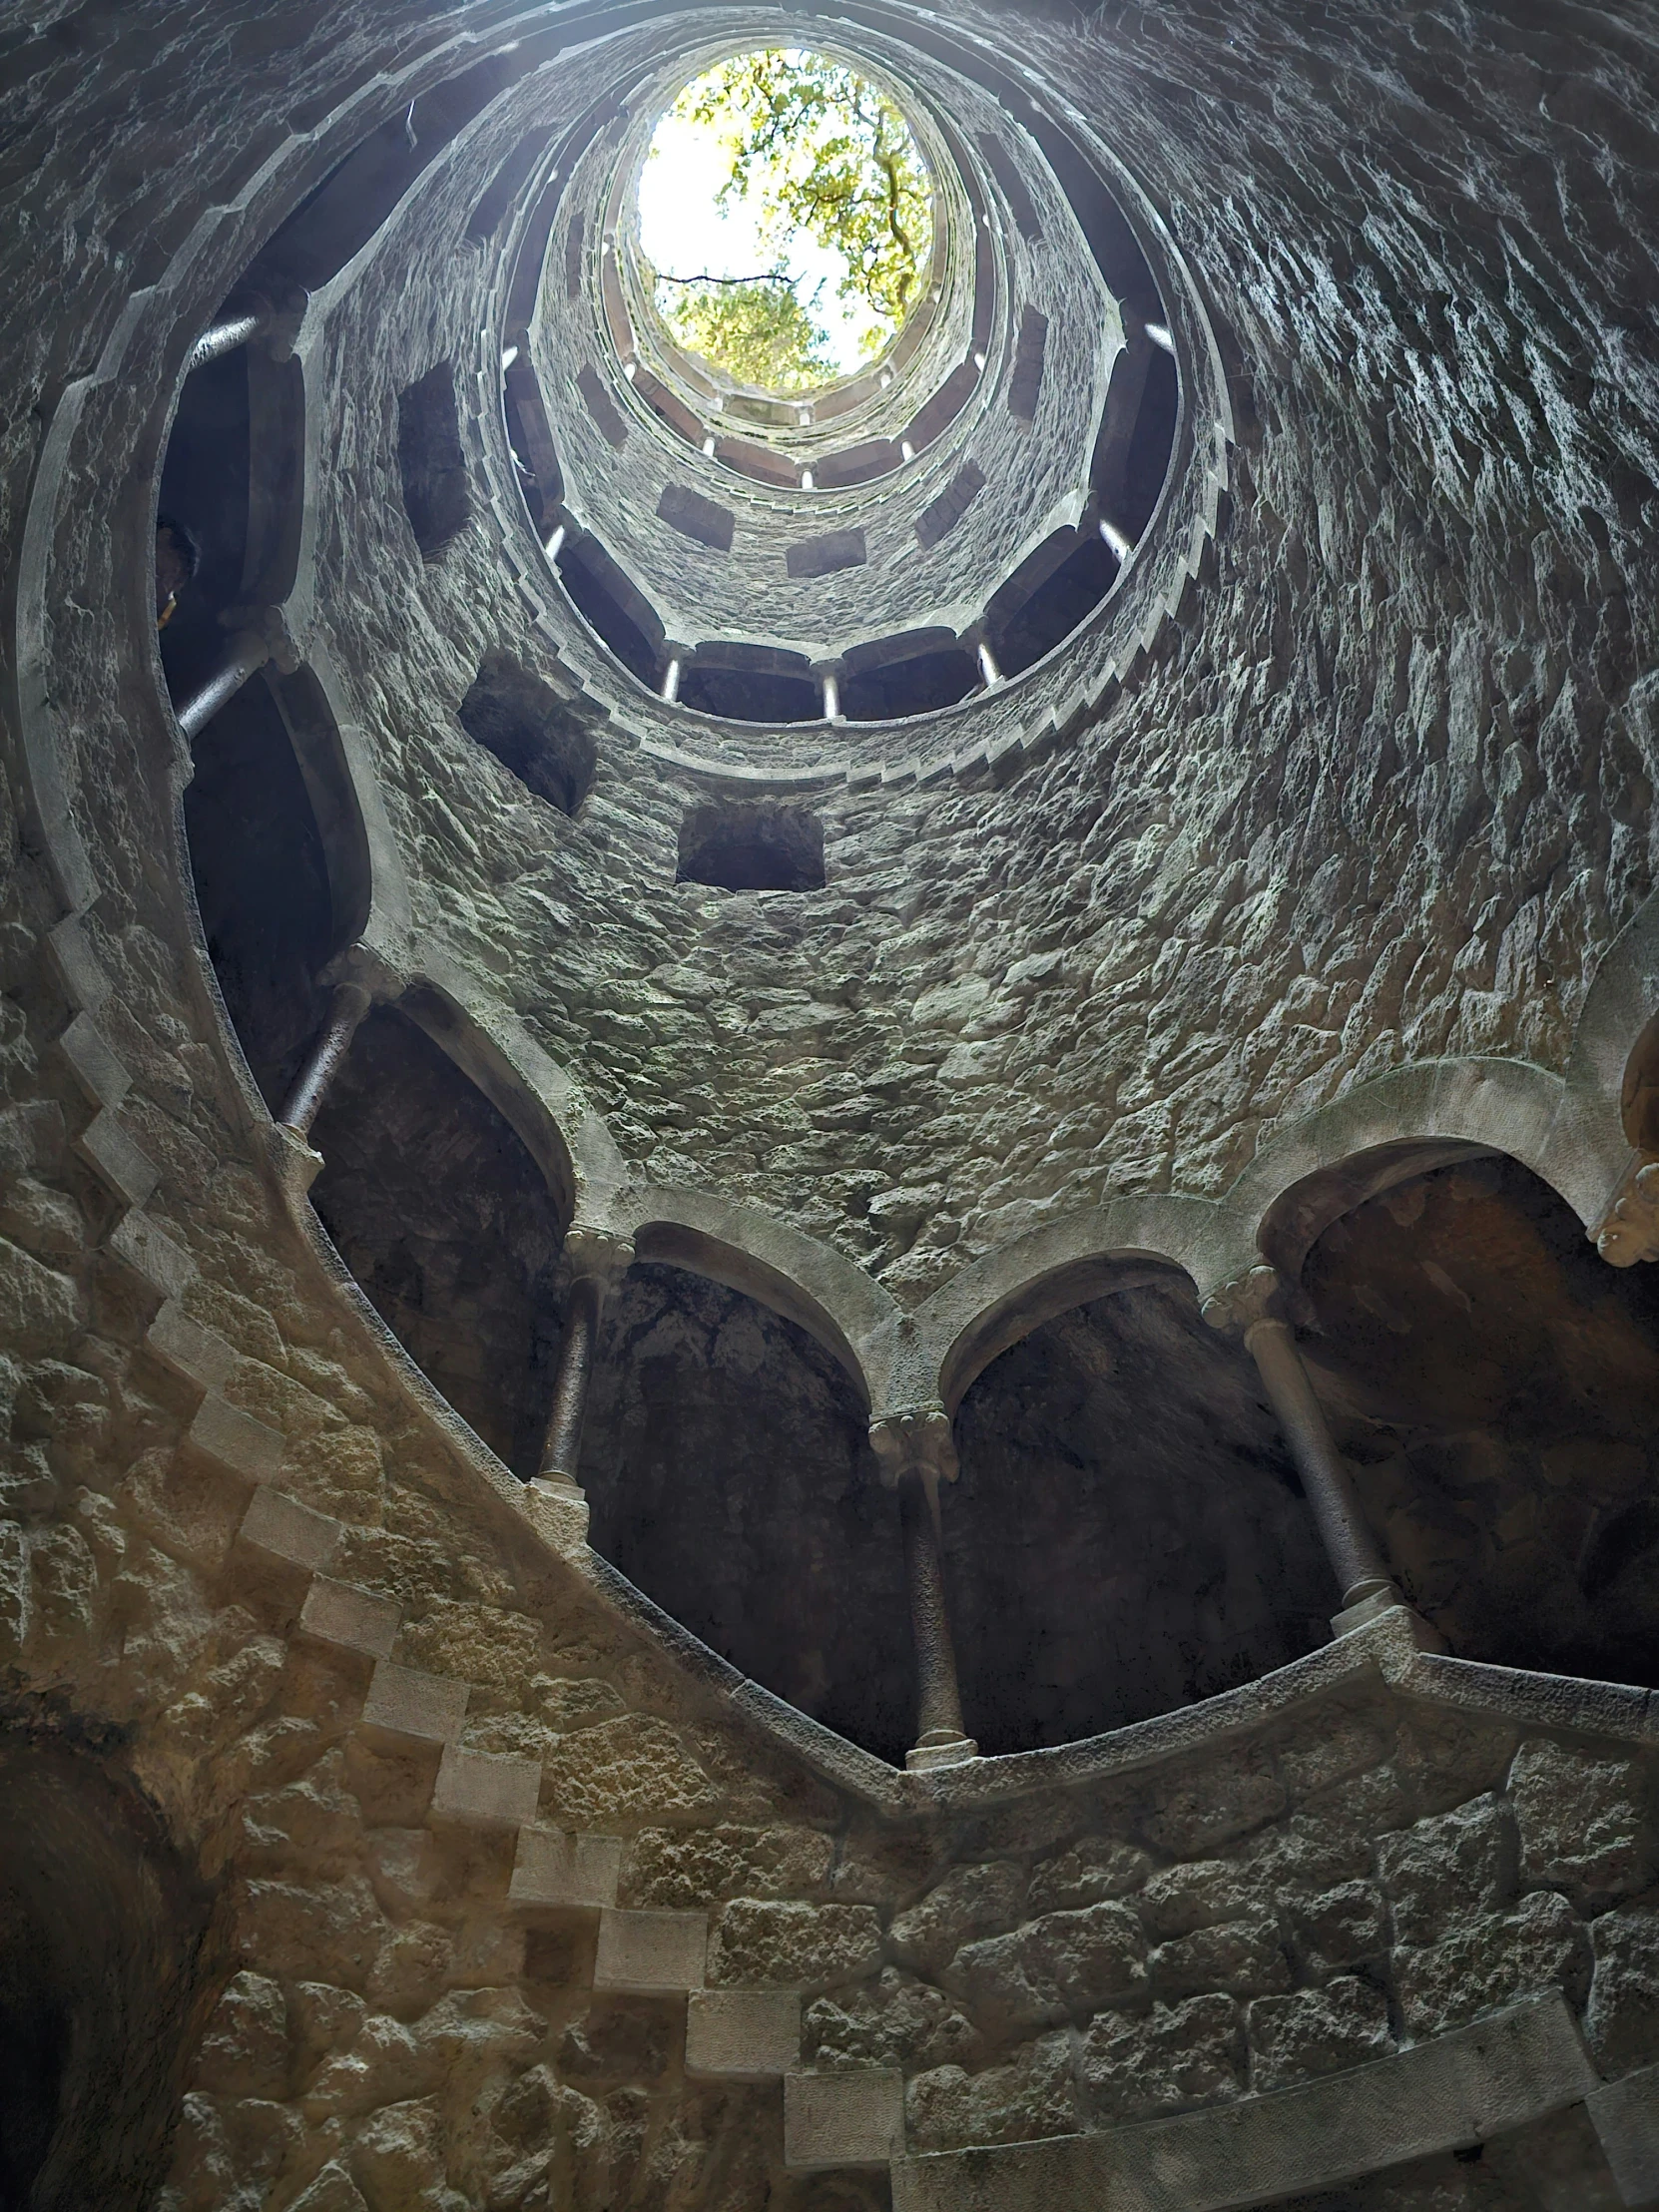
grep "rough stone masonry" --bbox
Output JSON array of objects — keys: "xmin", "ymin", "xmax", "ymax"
[{"xmin": 2, "ymin": 0, "xmax": 1659, "ymax": 2208}]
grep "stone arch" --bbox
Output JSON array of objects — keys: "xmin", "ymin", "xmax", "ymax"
[
  {"xmin": 1225, "ymin": 1055, "xmax": 1624, "ymax": 1277},
  {"xmin": 611, "ymin": 1185, "xmax": 898, "ymax": 1409},
  {"xmin": 899, "ymin": 1194, "xmax": 1232, "ymax": 1414},
  {"xmin": 1287, "ymin": 1141, "xmax": 1659, "ymax": 1686}
]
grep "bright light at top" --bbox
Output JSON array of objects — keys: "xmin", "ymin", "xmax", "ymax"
[{"xmin": 636, "ymin": 49, "xmax": 934, "ymax": 396}]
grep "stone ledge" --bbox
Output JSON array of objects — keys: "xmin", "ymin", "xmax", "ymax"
[
  {"xmin": 786, "ymin": 2070, "xmax": 904, "ymax": 2172},
  {"xmin": 111, "ymin": 1211, "xmax": 198, "ymax": 1299},
  {"xmin": 56, "ymin": 1010, "xmax": 130, "ymax": 1107},
  {"xmin": 890, "ymin": 1992, "xmax": 1598, "ymax": 2212},
  {"xmin": 298, "ymin": 1576, "xmax": 399, "ymax": 1658},
  {"xmin": 1588, "ymin": 2061, "xmax": 1659, "ymax": 2209},
  {"xmin": 148, "ymin": 1299, "xmax": 239, "ymax": 1391},
  {"xmin": 431, "ymin": 1745, "xmax": 542, "ymax": 1829},
  {"xmin": 189, "ymin": 1393, "xmax": 286, "ymax": 1482},
  {"xmin": 46, "ymin": 915, "xmax": 112, "ymax": 1011},
  {"xmin": 593, "ymin": 1908, "xmax": 707, "ymax": 1994},
  {"xmin": 360, "ymin": 1659, "xmax": 469, "ymax": 1746},
  {"xmin": 687, "ymin": 1989, "xmax": 801, "ymax": 2080},
  {"xmin": 508, "ymin": 1826, "xmax": 622, "ymax": 1910},
  {"xmin": 239, "ymin": 1486, "xmax": 344, "ymax": 1575},
  {"xmin": 76, "ymin": 1108, "xmax": 159, "ymax": 1209}
]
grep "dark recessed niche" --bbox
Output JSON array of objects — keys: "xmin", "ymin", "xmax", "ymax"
[
  {"xmin": 786, "ymin": 527, "xmax": 867, "ymax": 579},
  {"xmin": 396, "ymin": 362, "xmax": 472, "ymax": 559},
  {"xmin": 678, "ymin": 802, "xmax": 826, "ymax": 892},
  {"xmin": 1008, "ymin": 305, "xmax": 1049, "ymax": 422},
  {"xmin": 915, "ymin": 459, "xmax": 985, "ymax": 550},
  {"xmin": 310, "ymin": 1002, "xmax": 566, "ymax": 1476},
  {"xmin": 457, "ymin": 650, "xmax": 597, "ymax": 816},
  {"xmin": 657, "ymin": 481, "xmax": 735, "ymax": 551}
]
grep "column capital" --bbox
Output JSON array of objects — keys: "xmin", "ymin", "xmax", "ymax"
[
  {"xmin": 563, "ymin": 1227, "xmax": 635, "ymax": 1295},
  {"xmin": 1201, "ymin": 1263, "xmax": 1315, "ymax": 1342},
  {"xmin": 1591, "ymin": 1157, "xmax": 1659, "ymax": 1268},
  {"xmin": 869, "ymin": 1403, "xmax": 958, "ymax": 1490}
]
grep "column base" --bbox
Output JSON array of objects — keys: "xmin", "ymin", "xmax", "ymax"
[
  {"xmin": 268, "ymin": 1120, "xmax": 323, "ymax": 1195},
  {"xmin": 519, "ymin": 1475, "xmax": 589, "ymax": 1555},
  {"xmin": 905, "ymin": 1729, "xmax": 979, "ymax": 1774},
  {"xmin": 1331, "ymin": 1585, "xmax": 1445, "ymax": 1651}
]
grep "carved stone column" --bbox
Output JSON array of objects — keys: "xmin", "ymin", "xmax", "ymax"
[
  {"xmin": 1205, "ymin": 1265, "xmax": 1422, "ymax": 1637},
  {"xmin": 535, "ymin": 1229, "xmax": 635, "ymax": 1499},
  {"xmin": 870, "ymin": 1405, "xmax": 977, "ymax": 1773},
  {"xmin": 278, "ymin": 977, "xmax": 372, "ymax": 1137}
]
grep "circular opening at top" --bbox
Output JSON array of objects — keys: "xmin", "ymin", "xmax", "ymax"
[{"xmin": 636, "ymin": 48, "xmax": 936, "ymax": 398}]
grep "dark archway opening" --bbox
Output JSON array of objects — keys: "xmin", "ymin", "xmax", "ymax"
[
  {"xmin": 309, "ymin": 1004, "xmax": 566, "ymax": 1476},
  {"xmin": 556, "ymin": 536, "xmax": 663, "ymax": 689},
  {"xmin": 840, "ymin": 645, "xmax": 977, "ymax": 723},
  {"xmin": 0, "ymin": 1733, "xmax": 214, "ymax": 2212},
  {"xmin": 989, "ymin": 534, "xmax": 1119, "ymax": 679},
  {"xmin": 948, "ymin": 1280, "xmax": 1332, "ymax": 1754},
  {"xmin": 157, "ymin": 344, "xmax": 251, "ymax": 708},
  {"xmin": 580, "ymin": 1264, "xmax": 913, "ymax": 1765},
  {"xmin": 1299, "ymin": 1153, "xmax": 1659, "ymax": 1685},
  {"xmin": 679, "ymin": 660, "xmax": 821, "ymax": 726},
  {"xmin": 183, "ymin": 671, "xmax": 335, "ymax": 1115},
  {"xmin": 1118, "ymin": 347, "xmax": 1179, "ymax": 538}
]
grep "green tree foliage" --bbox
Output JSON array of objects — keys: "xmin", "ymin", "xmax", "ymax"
[
  {"xmin": 661, "ymin": 276, "xmax": 836, "ymax": 394},
  {"xmin": 650, "ymin": 49, "xmax": 934, "ymax": 392}
]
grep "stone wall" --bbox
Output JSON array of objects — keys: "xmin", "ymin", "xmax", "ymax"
[{"xmin": 1, "ymin": 0, "xmax": 1657, "ymax": 2205}]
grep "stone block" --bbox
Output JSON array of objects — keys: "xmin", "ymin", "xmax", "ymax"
[
  {"xmin": 687, "ymin": 1988, "xmax": 802, "ymax": 2078},
  {"xmin": 1587, "ymin": 2061, "xmax": 1659, "ymax": 2208},
  {"xmin": 240, "ymin": 1485, "xmax": 344, "ymax": 1573},
  {"xmin": 299, "ymin": 1577, "xmax": 400, "ymax": 1658},
  {"xmin": 509, "ymin": 1826, "xmax": 623, "ymax": 1910},
  {"xmin": 110, "ymin": 1210, "xmax": 198, "ymax": 1297},
  {"xmin": 710, "ymin": 1899, "xmax": 883, "ymax": 1988},
  {"xmin": 76, "ymin": 1108, "xmax": 159, "ymax": 1208},
  {"xmin": 431, "ymin": 1746, "xmax": 541, "ymax": 1829},
  {"xmin": 890, "ymin": 1864, "xmax": 1027, "ymax": 1974},
  {"xmin": 594, "ymin": 1909, "xmax": 708, "ymax": 1993},
  {"xmin": 360, "ymin": 1659, "xmax": 468, "ymax": 1746},
  {"xmin": 148, "ymin": 1299, "xmax": 238, "ymax": 1390},
  {"xmin": 189, "ymin": 1392, "xmax": 285, "ymax": 1482},
  {"xmin": 56, "ymin": 1011, "xmax": 130, "ymax": 1106},
  {"xmin": 46, "ymin": 915, "xmax": 112, "ymax": 1011},
  {"xmin": 1511, "ymin": 1739, "xmax": 1654, "ymax": 1901},
  {"xmin": 1078, "ymin": 1996, "xmax": 1244, "ymax": 2125},
  {"xmin": 785, "ymin": 2068, "xmax": 904, "ymax": 2170}
]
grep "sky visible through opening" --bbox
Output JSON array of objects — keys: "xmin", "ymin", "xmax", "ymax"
[{"xmin": 637, "ymin": 49, "xmax": 933, "ymax": 395}]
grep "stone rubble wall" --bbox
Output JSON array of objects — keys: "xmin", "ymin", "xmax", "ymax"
[{"xmin": 0, "ymin": 0, "xmax": 1656, "ymax": 2207}]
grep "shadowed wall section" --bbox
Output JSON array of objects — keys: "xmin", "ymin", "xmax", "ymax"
[
  {"xmin": 580, "ymin": 1264, "xmax": 914, "ymax": 1765},
  {"xmin": 0, "ymin": 1734, "xmax": 215, "ymax": 2212},
  {"xmin": 308, "ymin": 1005, "xmax": 566, "ymax": 1475},
  {"xmin": 948, "ymin": 1281, "xmax": 1334, "ymax": 1754},
  {"xmin": 1301, "ymin": 1154, "xmax": 1659, "ymax": 1685}
]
